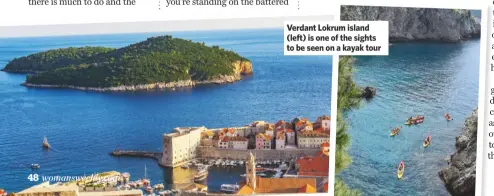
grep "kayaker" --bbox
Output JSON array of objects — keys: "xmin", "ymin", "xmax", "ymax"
[
  {"xmin": 424, "ymin": 138, "xmax": 429, "ymax": 144},
  {"xmin": 445, "ymin": 113, "xmax": 451, "ymax": 119},
  {"xmin": 398, "ymin": 163, "xmax": 404, "ymax": 171},
  {"xmin": 408, "ymin": 117, "xmax": 413, "ymax": 122}
]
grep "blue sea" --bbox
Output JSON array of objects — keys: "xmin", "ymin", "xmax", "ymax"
[
  {"xmin": 339, "ymin": 41, "xmax": 480, "ymax": 195},
  {"xmin": 0, "ymin": 29, "xmax": 332, "ymax": 192}
]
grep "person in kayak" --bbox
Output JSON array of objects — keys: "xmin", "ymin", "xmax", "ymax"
[
  {"xmin": 398, "ymin": 162, "xmax": 404, "ymax": 171},
  {"xmin": 424, "ymin": 137, "xmax": 429, "ymax": 144},
  {"xmin": 445, "ymin": 113, "xmax": 451, "ymax": 120},
  {"xmin": 408, "ymin": 116, "xmax": 413, "ymax": 122}
]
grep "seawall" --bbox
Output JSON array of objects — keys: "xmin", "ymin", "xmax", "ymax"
[{"xmin": 196, "ymin": 146, "xmax": 320, "ymax": 161}]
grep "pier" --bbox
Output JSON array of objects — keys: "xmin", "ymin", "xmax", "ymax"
[{"xmin": 109, "ymin": 150, "xmax": 162, "ymax": 161}]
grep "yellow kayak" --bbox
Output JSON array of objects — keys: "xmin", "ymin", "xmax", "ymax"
[
  {"xmin": 390, "ymin": 126, "xmax": 401, "ymax": 136},
  {"xmin": 423, "ymin": 136, "xmax": 431, "ymax": 148},
  {"xmin": 397, "ymin": 161, "xmax": 405, "ymax": 179}
]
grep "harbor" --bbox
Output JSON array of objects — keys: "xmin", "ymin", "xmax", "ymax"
[{"xmin": 0, "ymin": 29, "xmax": 332, "ymax": 194}]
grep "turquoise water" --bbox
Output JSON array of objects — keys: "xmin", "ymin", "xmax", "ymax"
[
  {"xmin": 0, "ymin": 29, "xmax": 332, "ymax": 192},
  {"xmin": 339, "ymin": 41, "xmax": 480, "ymax": 195}
]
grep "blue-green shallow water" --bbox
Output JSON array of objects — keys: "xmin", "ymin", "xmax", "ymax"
[
  {"xmin": 339, "ymin": 40, "xmax": 480, "ymax": 196},
  {"xmin": 0, "ymin": 29, "xmax": 332, "ymax": 192}
]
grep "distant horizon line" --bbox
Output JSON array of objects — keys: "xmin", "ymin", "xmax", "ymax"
[{"xmin": 0, "ymin": 26, "xmax": 283, "ymax": 39}]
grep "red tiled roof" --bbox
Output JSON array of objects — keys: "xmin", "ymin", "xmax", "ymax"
[
  {"xmin": 255, "ymin": 177, "xmax": 317, "ymax": 193},
  {"xmin": 296, "ymin": 156, "xmax": 329, "ymax": 177},
  {"xmin": 275, "ymin": 120, "xmax": 285, "ymax": 127},
  {"xmin": 229, "ymin": 136, "xmax": 248, "ymax": 141},
  {"xmin": 314, "ymin": 127, "xmax": 324, "ymax": 132},
  {"xmin": 298, "ymin": 184, "xmax": 316, "ymax": 193}
]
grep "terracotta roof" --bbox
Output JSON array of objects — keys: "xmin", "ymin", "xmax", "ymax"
[
  {"xmin": 256, "ymin": 133, "xmax": 271, "ymax": 141},
  {"xmin": 267, "ymin": 124, "xmax": 274, "ymax": 130},
  {"xmin": 229, "ymin": 136, "xmax": 248, "ymax": 142},
  {"xmin": 237, "ymin": 185, "xmax": 254, "ymax": 195},
  {"xmin": 296, "ymin": 156, "xmax": 329, "ymax": 177},
  {"xmin": 319, "ymin": 115, "xmax": 331, "ymax": 120},
  {"xmin": 298, "ymin": 131, "xmax": 329, "ymax": 138},
  {"xmin": 276, "ymin": 126, "xmax": 285, "ymax": 131},
  {"xmin": 221, "ymin": 137, "xmax": 229, "ymax": 143},
  {"xmin": 275, "ymin": 120, "xmax": 285, "ymax": 127},
  {"xmin": 314, "ymin": 127, "xmax": 324, "ymax": 132},
  {"xmin": 276, "ymin": 133, "xmax": 285, "ymax": 140},
  {"xmin": 253, "ymin": 177, "xmax": 317, "ymax": 193},
  {"xmin": 286, "ymin": 129, "xmax": 294, "ymax": 133},
  {"xmin": 298, "ymin": 184, "xmax": 317, "ymax": 193},
  {"xmin": 320, "ymin": 142, "xmax": 330, "ymax": 147}
]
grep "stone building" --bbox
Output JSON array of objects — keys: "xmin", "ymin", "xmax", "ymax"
[
  {"xmin": 162, "ymin": 127, "xmax": 205, "ymax": 167},
  {"xmin": 297, "ymin": 131, "xmax": 330, "ymax": 149}
]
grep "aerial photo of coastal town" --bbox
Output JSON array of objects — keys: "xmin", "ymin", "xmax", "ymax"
[{"xmin": 0, "ymin": 22, "xmax": 332, "ymax": 196}]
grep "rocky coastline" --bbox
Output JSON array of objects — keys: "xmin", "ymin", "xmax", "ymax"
[
  {"xmin": 22, "ymin": 61, "xmax": 253, "ymax": 92},
  {"xmin": 341, "ymin": 6, "xmax": 481, "ymax": 42},
  {"xmin": 438, "ymin": 108, "xmax": 478, "ymax": 196}
]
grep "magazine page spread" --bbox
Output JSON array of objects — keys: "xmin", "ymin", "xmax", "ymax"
[{"xmin": 0, "ymin": 0, "xmax": 491, "ymax": 196}]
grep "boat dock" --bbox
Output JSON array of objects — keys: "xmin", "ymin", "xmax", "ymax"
[{"xmin": 109, "ymin": 150, "xmax": 162, "ymax": 161}]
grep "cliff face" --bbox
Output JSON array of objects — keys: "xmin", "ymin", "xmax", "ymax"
[
  {"xmin": 233, "ymin": 60, "xmax": 253, "ymax": 75},
  {"xmin": 438, "ymin": 108, "xmax": 477, "ymax": 196},
  {"xmin": 341, "ymin": 6, "xmax": 481, "ymax": 42}
]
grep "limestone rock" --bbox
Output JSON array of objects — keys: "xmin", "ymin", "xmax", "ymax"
[
  {"xmin": 361, "ymin": 86, "xmax": 377, "ymax": 99},
  {"xmin": 341, "ymin": 6, "xmax": 480, "ymax": 42},
  {"xmin": 438, "ymin": 108, "xmax": 477, "ymax": 196}
]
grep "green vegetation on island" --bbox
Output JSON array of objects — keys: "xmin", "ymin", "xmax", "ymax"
[
  {"xmin": 2, "ymin": 47, "xmax": 115, "ymax": 72},
  {"xmin": 334, "ymin": 56, "xmax": 362, "ymax": 196},
  {"xmin": 5, "ymin": 36, "xmax": 251, "ymax": 89}
]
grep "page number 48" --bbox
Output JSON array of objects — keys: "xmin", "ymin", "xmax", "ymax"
[{"xmin": 27, "ymin": 174, "xmax": 39, "ymax": 182}]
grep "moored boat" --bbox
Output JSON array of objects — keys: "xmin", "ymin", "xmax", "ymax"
[
  {"xmin": 194, "ymin": 169, "xmax": 208, "ymax": 182},
  {"xmin": 220, "ymin": 184, "xmax": 239, "ymax": 193},
  {"xmin": 31, "ymin": 164, "xmax": 40, "ymax": 169},
  {"xmin": 154, "ymin": 183, "xmax": 164, "ymax": 190}
]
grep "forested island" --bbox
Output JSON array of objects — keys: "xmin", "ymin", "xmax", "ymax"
[{"xmin": 2, "ymin": 35, "xmax": 253, "ymax": 91}]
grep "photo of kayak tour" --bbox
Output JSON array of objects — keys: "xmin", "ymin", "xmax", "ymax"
[
  {"xmin": 334, "ymin": 5, "xmax": 480, "ymax": 196},
  {"xmin": 0, "ymin": 21, "xmax": 333, "ymax": 195}
]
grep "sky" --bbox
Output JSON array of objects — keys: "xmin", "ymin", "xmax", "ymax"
[{"xmin": 0, "ymin": 15, "xmax": 333, "ymax": 38}]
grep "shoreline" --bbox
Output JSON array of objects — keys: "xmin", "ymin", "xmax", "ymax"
[{"xmin": 21, "ymin": 74, "xmax": 250, "ymax": 92}]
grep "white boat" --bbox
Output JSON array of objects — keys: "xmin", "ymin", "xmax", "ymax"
[
  {"xmin": 154, "ymin": 183, "xmax": 164, "ymax": 189},
  {"xmin": 31, "ymin": 164, "xmax": 40, "ymax": 169},
  {"xmin": 194, "ymin": 169, "xmax": 208, "ymax": 182},
  {"xmin": 220, "ymin": 184, "xmax": 239, "ymax": 193},
  {"xmin": 42, "ymin": 136, "xmax": 50, "ymax": 149},
  {"xmin": 159, "ymin": 190, "xmax": 172, "ymax": 196}
]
